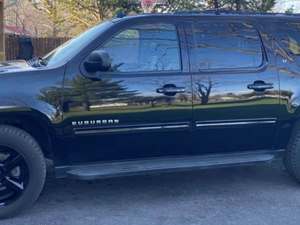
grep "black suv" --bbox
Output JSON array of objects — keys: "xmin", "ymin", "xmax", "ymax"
[{"xmin": 1, "ymin": 11, "xmax": 300, "ymax": 218}]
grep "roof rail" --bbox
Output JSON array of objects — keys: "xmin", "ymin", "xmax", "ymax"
[{"xmin": 174, "ymin": 9, "xmax": 300, "ymax": 17}]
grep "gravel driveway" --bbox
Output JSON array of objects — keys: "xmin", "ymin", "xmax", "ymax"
[{"xmin": 2, "ymin": 161, "xmax": 300, "ymax": 225}]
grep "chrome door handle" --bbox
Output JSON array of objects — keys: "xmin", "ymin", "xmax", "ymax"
[
  {"xmin": 247, "ymin": 81, "xmax": 274, "ymax": 92},
  {"xmin": 157, "ymin": 87, "xmax": 186, "ymax": 94},
  {"xmin": 156, "ymin": 84, "xmax": 186, "ymax": 96}
]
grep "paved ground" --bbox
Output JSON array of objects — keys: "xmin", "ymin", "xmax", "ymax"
[{"xmin": 2, "ymin": 161, "xmax": 300, "ymax": 225}]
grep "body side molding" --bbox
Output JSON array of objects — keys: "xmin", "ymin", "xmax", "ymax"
[{"xmin": 196, "ymin": 118, "xmax": 277, "ymax": 128}]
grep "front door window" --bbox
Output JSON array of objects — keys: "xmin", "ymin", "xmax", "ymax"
[{"xmin": 100, "ymin": 23, "xmax": 181, "ymax": 73}]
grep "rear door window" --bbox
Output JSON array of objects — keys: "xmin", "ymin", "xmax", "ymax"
[{"xmin": 190, "ymin": 22, "xmax": 263, "ymax": 71}]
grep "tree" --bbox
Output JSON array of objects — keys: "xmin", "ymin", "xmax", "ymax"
[
  {"xmin": 285, "ymin": 5, "xmax": 295, "ymax": 14},
  {"xmin": 209, "ymin": 0, "xmax": 220, "ymax": 10},
  {"xmin": 195, "ymin": 80, "xmax": 217, "ymax": 105},
  {"xmin": 28, "ymin": 0, "xmax": 277, "ymax": 37},
  {"xmin": 64, "ymin": 76, "xmax": 139, "ymax": 111},
  {"xmin": 246, "ymin": 0, "xmax": 276, "ymax": 12},
  {"xmin": 62, "ymin": 0, "xmax": 140, "ymax": 30},
  {"xmin": 207, "ymin": 0, "xmax": 276, "ymax": 12},
  {"xmin": 31, "ymin": 0, "xmax": 67, "ymax": 37},
  {"xmin": 39, "ymin": 76, "xmax": 139, "ymax": 112},
  {"xmin": 158, "ymin": 0, "xmax": 276, "ymax": 13},
  {"xmin": 158, "ymin": 0, "xmax": 206, "ymax": 12},
  {"xmin": 5, "ymin": 0, "xmax": 51, "ymax": 36}
]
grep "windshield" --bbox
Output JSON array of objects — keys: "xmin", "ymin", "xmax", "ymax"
[{"xmin": 43, "ymin": 21, "xmax": 112, "ymax": 67}]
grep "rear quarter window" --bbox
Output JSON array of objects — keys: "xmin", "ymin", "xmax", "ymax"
[{"xmin": 275, "ymin": 22, "xmax": 300, "ymax": 56}]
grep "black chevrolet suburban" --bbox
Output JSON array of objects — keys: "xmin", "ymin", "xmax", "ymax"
[{"xmin": 1, "ymin": 11, "xmax": 300, "ymax": 217}]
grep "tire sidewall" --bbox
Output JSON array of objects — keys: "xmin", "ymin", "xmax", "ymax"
[{"xmin": 0, "ymin": 126, "xmax": 46, "ymax": 218}]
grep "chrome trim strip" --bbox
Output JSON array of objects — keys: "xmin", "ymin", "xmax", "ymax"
[
  {"xmin": 74, "ymin": 118, "xmax": 277, "ymax": 135},
  {"xmin": 74, "ymin": 124, "xmax": 190, "ymax": 135},
  {"xmin": 0, "ymin": 106, "xmax": 19, "ymax": 109},
  {"xmin": 163, "ymin": 125, "xmax": 190, "ymax": 129},
  {"xmin": 196, "ymin": 119, "xmax": 277, "ymax": 127}
]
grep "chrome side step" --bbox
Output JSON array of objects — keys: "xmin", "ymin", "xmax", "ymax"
[{"xmin": 56, "ymin": 150, "xmax": 284, "ymax": 180}]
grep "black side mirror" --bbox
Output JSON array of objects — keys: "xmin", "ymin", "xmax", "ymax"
[{"xmin": 84, "ymin": 50, "xmax": 112, "ymax": 73}]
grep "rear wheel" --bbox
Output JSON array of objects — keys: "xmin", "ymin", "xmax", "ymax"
[
  {"xmin": 0, "ymin": 125, "xmax": 46, "ymax": 219},
  {"xmin": 284, "ymin": 121, "xmax": 300, "ymax": 182}
]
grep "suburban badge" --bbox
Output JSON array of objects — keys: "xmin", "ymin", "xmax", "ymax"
[{"xmin": 72, "ymin": 119, "xmax": 120, "ymax": 126}]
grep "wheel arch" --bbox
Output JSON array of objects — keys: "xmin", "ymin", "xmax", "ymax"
[{"xmin": 0, "ymin": 109, "xmax": 56, "ymax": 160}]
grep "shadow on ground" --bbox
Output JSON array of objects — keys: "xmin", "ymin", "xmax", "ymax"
[{"xmin": 3, "ymin": 161, "xmax": 300, "ymax": 225}]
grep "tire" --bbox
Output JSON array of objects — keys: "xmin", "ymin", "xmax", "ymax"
[
  {"xmin": 0, "ymin": 125, "xmax": 46, "ymax": 219},
  {"xmin": 284, "ymin": 121, "xmax": 300, "ymax": 182}
]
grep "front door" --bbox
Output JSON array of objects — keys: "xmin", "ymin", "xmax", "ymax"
[
  {"xmin": 188, "ymin": 20, "xmax": 280, "ymax": 154},
  {"xmin": 60, "ymin": 20, "xmax": 193, "ymax": 164}
]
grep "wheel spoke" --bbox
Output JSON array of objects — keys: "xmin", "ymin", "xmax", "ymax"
[
  {"xmin": 0, "ymin": 146, "xmax": 28, "ymax": 206},
  {"xmin": 2, "ymin": 177, "xmax": 24, "ymax": 192},
  {"xmin": 4, "ymin": 154, "xmax": 23, "ymax": 172}
]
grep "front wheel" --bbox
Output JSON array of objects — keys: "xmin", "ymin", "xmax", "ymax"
[{"xmin": 0, "ymin": 125, "xmax": 46, "ymax": 219}]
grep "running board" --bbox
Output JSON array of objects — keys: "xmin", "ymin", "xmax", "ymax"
[{"xmin": 56, "ymin": 150, "xmax": 284, "ymax": 180}]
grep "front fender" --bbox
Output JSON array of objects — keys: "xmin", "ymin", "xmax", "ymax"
[{"xmin": 0, "ymin": 66, "xmax": 65, "ymax": 125}]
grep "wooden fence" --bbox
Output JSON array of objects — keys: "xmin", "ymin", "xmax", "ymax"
[{"xmin": 5, "ymin": 34, "xmax": 70, "ymax": 60}]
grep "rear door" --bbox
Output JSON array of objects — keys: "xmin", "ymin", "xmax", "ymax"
[{"xmin": 187, "ymin": 18, "xmax": 280, "ymax": 154}]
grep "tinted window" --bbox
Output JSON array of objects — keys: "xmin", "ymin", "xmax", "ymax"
[
  {"xmin": 191, "ymin": 22, "xmax": 263, "ymax": 71},
  {"xmin": 275, "ymin": 22, "xmax": 300, "ymax": 56},
  {"xmin": 44, "ymin": 21, "xmax": 112, "ymax": 66},
  {"xmin": 100, "ymin": 23, "xmax": 181, "ymax": 72}
]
